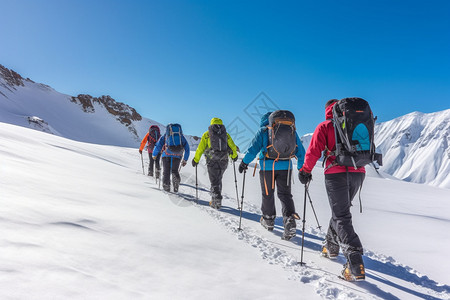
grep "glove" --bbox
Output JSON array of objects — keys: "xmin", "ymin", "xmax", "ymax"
[
  {"xmin": 152, "ymin": 156, "xmax": 157, "ymax": 160},
  {"xmin": 232, "ymin": 155, "xmax": 238, "ymax": 162},
  {"xmin": 298, "ymin": 169, "xmax": 312, "ymax": 185},
  {"xmin": 192, "ymin": 159, "xmax": 198, "ymax": 167},
  {"xmin": 238, "ymin": 161, "xmax": 248, "ymax": 173},
  {"xmin": 181, "ymin": 160, "xmax": 187, "ymax": 167},
  {"xmin": 139, "ymin": 150, "xmax": 142, "ymax": 154}
]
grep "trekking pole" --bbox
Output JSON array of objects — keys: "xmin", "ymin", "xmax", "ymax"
[
  {"xmin": 195, "ymin": 165, "xmax": 198, "ymax": 203},
  {"xmin": 299, "ymin": 183, "xmax": 308, "ymax": 265},
  {"xmin": 237, "ymin": 170, "xmax": 246, "ymax": 231},
  {"xmin": 233, "ymin": 161, "xmax": 240, "ymax": 209},
  {"xmin": 140, "ymin": 153, "xmax": 145, "ymax": 175},
  {"xmin": 305, "ymin": 185, "xmax": 321, "ymax": 230}
]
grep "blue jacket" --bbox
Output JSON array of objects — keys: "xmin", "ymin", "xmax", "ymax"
[
  {"xmin": 242, "ymin": 112, "xmax": 305, "ymax": 171},
  {"xmin": 153, "ymin": 135, "xmax": 190, "ymax": 161}
]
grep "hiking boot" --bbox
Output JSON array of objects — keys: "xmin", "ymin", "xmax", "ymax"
[
  {"xmin": 173, "ymin": 177, "xmax": 180, "ymax": 193},
  {"xmin": 260, "ymin": 215, "xmax": 275, "ymax": 231},
  {"xmin": 155, "ymin": 169, "xmax": 161, "ymax": 179},
  {"xmin": 321, "ymin": 240, "xmax": 339, "ymax": 259},
  {"xmin": 148, "ymin": 170, "xmax": 153, "ymax": 177},
  {"xmin": 163, "ymin": 184, "xmax": 170, "ymax": 192},
  {"xmin": 282, "ymin": 215, "xmax": 297, "ymax": 241},
  {"xmin": 341, "ymin": 252, "xmax": 365, "ymax": 281},
  {"xmin": 209, "ymin": 198, "xmax": 222, "ymax": 209}
]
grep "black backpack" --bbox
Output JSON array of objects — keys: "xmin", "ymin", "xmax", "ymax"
[
  {"xmin": 208, "ymin": 124, "xmax": 229, "ymax": 160},
  {"xmin": 332, "ymin": 98, "xmax": 383, "ymax": 169},
  {"xmin": 165, "ymin": 123, "xmax": 184, "ymax": 154},
  {"xmin": 265, "ymin": 110, "xmax": 297, "ymax": 160}
]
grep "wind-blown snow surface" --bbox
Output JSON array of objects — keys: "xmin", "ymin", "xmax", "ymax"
[
  {"xmin": 1, "ymin": 122, "xmax": 449, "ymax": 299},
  {"xmin": 375, "ymin": 109, "xmax": 450, "ymax": 189}
]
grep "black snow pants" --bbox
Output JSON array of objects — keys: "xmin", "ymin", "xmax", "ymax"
[
  {"xmin": 325, "ymin": 172, "xmax": 365, "ymax": 257},
  {"xmin": 148, "ymin": 151, "xmax": 161, "ymax": 175},
  {"xmin": 207, "ymin": 159, "xmax": 228, "ymax": 200},
  {"xmin": 259, "ymin": 169, "xmax": 295, "ymax": 219},
  {"xmin": 162, "ymin": 156, "xmax": 181, "ymax": 190}
]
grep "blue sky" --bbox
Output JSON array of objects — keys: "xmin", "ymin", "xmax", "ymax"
[{"xmin": 1, "ymin": 0, "xmax": 449, "ymax": 146}]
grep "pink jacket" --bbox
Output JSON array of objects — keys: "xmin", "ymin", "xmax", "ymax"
[{"xmin": 302, "ymin": 102, "xmax": 365, "ymax": 174}]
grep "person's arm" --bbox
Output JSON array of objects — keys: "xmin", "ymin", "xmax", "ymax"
[
  {"xmin": 139, "ymin": 133, "xmax": 149, "ymax": 152},
  {"xmin": 242, "ymin": 129, "xmax": 264, "ymax": 165},
  {"xmin": 302, "ymin": 123, "xmax": 327, "ymax": 172},
  {"xmin": 152, "ymin": 136, "xmax": 165, "ymax": 157},
  {"xmin": 182, "ymin": 136, "xmax": 190, "ymax": 161},
  {"xmin": 227, "ymin": 133, "xmax": 238, "ymax": 160},
  {"xmin": 193, "ymin": 132, "xmax": 208, "ymax": 163},
  {"xmin": 295, "ymin": 133, "xmax": 306, "ymax": 169}
]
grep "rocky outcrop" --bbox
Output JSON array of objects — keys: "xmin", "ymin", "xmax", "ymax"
[
  {"xmin": 70, "ymin": 94, "xmax": 142, "ymax": 132},
  {"xmin": 0, "ymin": 64, "xmax": 31, "ymax": 88}
]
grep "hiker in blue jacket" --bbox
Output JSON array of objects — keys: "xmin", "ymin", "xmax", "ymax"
[
  {"xmin": 153, "ymin": 124, "xmax": 190, "ymax": 193},
  {"xmin": 239, "ymin": 111, "xmax": 305, "ymax": 240}
]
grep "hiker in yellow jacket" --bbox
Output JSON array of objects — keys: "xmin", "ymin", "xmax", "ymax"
[{"xmin": 192, "ymin": 118, "xmax": 238, "ymax": 209}]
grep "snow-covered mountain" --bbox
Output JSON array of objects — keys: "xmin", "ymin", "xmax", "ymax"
[
  {"xmin": 2, "ymin": 63, "xmax": 449, "ymax": 189},
  {"xmin": 1, "ymin": 122, "xmax": 449, "ymax": 299},
  {"xmin": 375, "ymin": 109, "xmax": 450, "ymax": 189},
  {"xmin": 0, "ymin": 64, "xmax": 200, "ymax": 149}
]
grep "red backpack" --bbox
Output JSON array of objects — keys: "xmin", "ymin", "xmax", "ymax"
[{"xmin": 147, "ymin": 125, "xmax": 160, "ymax": 147}]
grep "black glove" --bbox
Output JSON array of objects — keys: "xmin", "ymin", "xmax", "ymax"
[
  {"xmin": 232, "ymin": 155, "xmax": 238, "ymax": 162},
  {"xmin": 192, "ymin": 159, "xmax": 198, "ymax": 167},
  {"xmin": 298, "ymin": 169, "xmax": 312, "ymax": 184},
  {"xmin": 238, "ymin": 161, "xmax": 248, "ymax": 173},
  {"xmin": 139, "ymin": 149, "xmax": 142, "ymax": 154}
]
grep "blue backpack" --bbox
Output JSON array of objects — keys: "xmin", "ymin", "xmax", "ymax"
[{"xmin": 165, "ymin": 123, "xmax": 184, "ymax": 153}]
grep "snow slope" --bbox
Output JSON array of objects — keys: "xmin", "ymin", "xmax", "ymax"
[
  {"xmin": 1, "ymin": 122, "xmax": 449, "ymax": 299},
  {"xmin": 375, "ymin": 109, "xmax": 450, "ymax": 189},
  {"xmin": 0, "ymin": 64, "xmax": 200, "ymax": 150}
]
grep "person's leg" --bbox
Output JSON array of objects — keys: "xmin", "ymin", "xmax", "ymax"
[
  {"xmin": 325, "ymin": 172, "xmax": 365, "ymax": 280},
  {"xmin": 155, "ymin": 153, "xmax": 162, "ymax": 178},
  {"xmin": 207, "ymin": 161, "xmax": 221, "ymax": 198},
  {"xmin": 259, "ymin": 170, "xmax": 276, "ymax": 230},
  {"xmin": 162, "ymin": 157, "xmax": 171, "ymax": 191},
  {"xmin": 171, "ymin": 157, "xmax": 182, "ymax": 192},
  {"xmin": 325, "ymin": 172, "xmax": 363, "ymax": 256},
  {"xmin": 274, "ymin": 169, "xmax": 295, "ymax": 217},
  {"xmin": 275, "ymin": 169, "xmax": 297, "ymax": 240},
  {"xmin": 148, "ymin": 153, "xmax": 154, "ymax": 176}
]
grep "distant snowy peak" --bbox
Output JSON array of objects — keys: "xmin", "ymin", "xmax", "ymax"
[
  {"xmin": 375, "ymin": 109, "xmax": 450, "ymax": 189},
  {"xmin": 0, "ymin": 64, "xmax": 200, "ymax": 149}
]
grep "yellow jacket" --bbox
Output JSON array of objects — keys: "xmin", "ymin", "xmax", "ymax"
[{"xmin": 193, "ymin": 118, "xmax": 238, "ymax": 163}]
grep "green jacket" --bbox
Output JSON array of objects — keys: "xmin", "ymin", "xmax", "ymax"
[{"xmin": 193, "ymin": 118, "xmax": 238, "ymax": 163}]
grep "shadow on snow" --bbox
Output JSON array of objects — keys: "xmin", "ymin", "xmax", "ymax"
[{"xmin": 158, "ymin": 180, "xmax": 449, "ymax": 299}]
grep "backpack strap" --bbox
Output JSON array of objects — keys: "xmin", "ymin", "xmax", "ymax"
[{"xmin": 263, "ymin": 158, "xmax": 269, "ymax": 196}]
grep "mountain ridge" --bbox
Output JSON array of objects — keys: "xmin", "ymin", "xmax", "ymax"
[{"xmin": 0, "ymin": 64, "xmax": 200, "ymax": 149}]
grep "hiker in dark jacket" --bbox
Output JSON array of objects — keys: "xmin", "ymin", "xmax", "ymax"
[
  {"xmin": 239, "ymin": 111, "xmax": 305, "ymax": 241},
  {"xmin": 192, "ymin": 118, "xmax": 238, "ymax": 209},
  {"xmin": 299, "ymin": 99, "xmax": 366, "ymax": 281},
  {"xmin": 153, "ymin": 124, "xmax": 190, "ymax": 193},
  {"xmin": 139, "ymin": 125, "xmax": 161, "ymax": 178}
]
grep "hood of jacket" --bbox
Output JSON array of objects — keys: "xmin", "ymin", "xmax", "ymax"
[
  {"xmin": 210, "ymin": 118, "xmax": 223, "ymax": 125},
  {"xmin": 325, "ymin": 102, "xmax": 337, "ymax": 120},
  {"xmin": 260, "ymin": 111, "xmax": 272, "ymax": 127}
]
